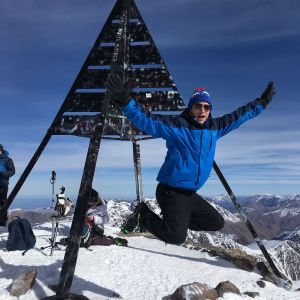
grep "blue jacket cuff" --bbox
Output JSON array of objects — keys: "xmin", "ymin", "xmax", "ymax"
[{"xmin": 122, "ymin": 99, "xmax": 136, "ymax": 112}]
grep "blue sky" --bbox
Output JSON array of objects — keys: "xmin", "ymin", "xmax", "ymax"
[{"xmin": 1, "ymin": 0, "xmax": 300, "ymax": 205}]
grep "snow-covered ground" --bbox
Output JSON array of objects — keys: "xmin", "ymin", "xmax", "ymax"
[{"xmin": 0, "ymin": 219, "xmax": 299, "ymax": 299}]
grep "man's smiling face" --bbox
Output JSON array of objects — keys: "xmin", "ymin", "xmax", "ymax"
[{"xmin": 189, "ymin": 102, "xmax": 211, "ymax": 124}]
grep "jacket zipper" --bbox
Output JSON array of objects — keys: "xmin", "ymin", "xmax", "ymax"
[{"xmin": 196, "ymin": 130, "xmax": 202, "ymax": 186}]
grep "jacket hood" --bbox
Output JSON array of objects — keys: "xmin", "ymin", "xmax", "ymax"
[{"xmin": 0, "ymin": 150, "xmax": 9, "ymax": 158}]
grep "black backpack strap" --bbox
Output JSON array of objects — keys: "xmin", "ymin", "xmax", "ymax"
[
  {"xmin": 18, "ymin": 221, "xmax": 31, "ymax": 256},
  {"xmin": 19, "ymin": 221, "xmax": 30, "ymax": 247},
  {"xmin": 22, "ymin": 249, "xmax": 29, "ymax": 256}
]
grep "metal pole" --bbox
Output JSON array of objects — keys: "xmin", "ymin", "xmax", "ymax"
[
  {"xmin": 56, "ymin": 128, "xmax": 102, "ymax": 295},
  {"xmin": 132, "ymin": 139, "xmax": 144, "ymax": 204},
  {"xmin": 50, "ymin": 171, "xmax": 56, "ymax": 209},
  {"xmin": 213, "ymin": 160, "xmax": 292, "ymax": 290},
  {"xmin": 56, "ymin": 0, "xmax": 131, "ymax": 296}
]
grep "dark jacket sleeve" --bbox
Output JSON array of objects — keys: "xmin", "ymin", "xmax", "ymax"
[
  {"xmin": 3, "ymin": 158, "xmax": 15, "ymax": 178},
  {"xmin": 212, "ymin": 98, "xmax": 267, "ymax": 138}
]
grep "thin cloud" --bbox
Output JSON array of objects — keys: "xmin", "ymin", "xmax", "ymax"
[{"xmin": 138, "ymin": 1, "xmax": 300, "ymax": 47}]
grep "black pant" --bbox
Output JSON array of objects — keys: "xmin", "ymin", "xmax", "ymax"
[
  {"xmin": 0, "ymin": 186, "xmax": 8, "ymax": 226},
  {"xmin": 143, "ymin": 183, "xmax": 224, "ymax": 245},
  {"xmin": 0, "ymin": 186, "xmax": 8, "ymax": 207}
]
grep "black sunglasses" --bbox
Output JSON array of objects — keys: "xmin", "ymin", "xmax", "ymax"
[{"xmin": 193, "ymin": 103, "xmax": 211, "ymax": 111}]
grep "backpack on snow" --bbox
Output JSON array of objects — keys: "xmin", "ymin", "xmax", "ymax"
[{"xmin": 7, "ymin": 216, "xmax": 36, "ymax": 254}]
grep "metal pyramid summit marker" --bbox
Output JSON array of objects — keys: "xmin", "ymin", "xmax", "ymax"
[{"xmin": 52, "ymin": 0, "xmax": 185, "ymax": 140}]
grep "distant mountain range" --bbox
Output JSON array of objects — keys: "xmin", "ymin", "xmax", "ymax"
[
  {"xmin": 8, "ymin": 193, "xmax": 300, "ymax": 245},
  {"xmin": 209, "ymin": 193, "xmax": 300, "ymax": 244}
]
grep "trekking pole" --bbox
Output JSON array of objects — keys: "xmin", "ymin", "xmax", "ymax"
[
  {"xmin": 213, "ymin": 161, "xmax": 292, "ymax": 290},
  {"xmin": 132, "ymin": 138, "xmax": 144, "ymax": 205}
]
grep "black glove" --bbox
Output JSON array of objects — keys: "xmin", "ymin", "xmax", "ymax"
[
  {"xmin": 105, "ymin": 70, "xmax": 131, "ymax": 107},
  {"xmin": 260, "ymin": 81, "xmax": 275, "ymax": 105}
]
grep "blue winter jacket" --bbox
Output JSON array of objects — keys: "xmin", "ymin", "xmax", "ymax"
[
  {"xmin": 123, "ymin": 97, "xmax": 268, "ymax": 191},
  {"xmin": 0, "ymin": 150, "xmax": 15, "ymax": 187}
]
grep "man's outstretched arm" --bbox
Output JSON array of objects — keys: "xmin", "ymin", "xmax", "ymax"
[
  {"xmin": 105, "ymin": 71, "xmax": 179, "ymax": 140},
  {"xmin": 214, "ymin": 81, "xmax": 276, "ymax": 138}
]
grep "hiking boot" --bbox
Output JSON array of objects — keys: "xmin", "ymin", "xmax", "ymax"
[{"xmin": 121, "ymin": 202, "xmax": 148, "ymax": 234}]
